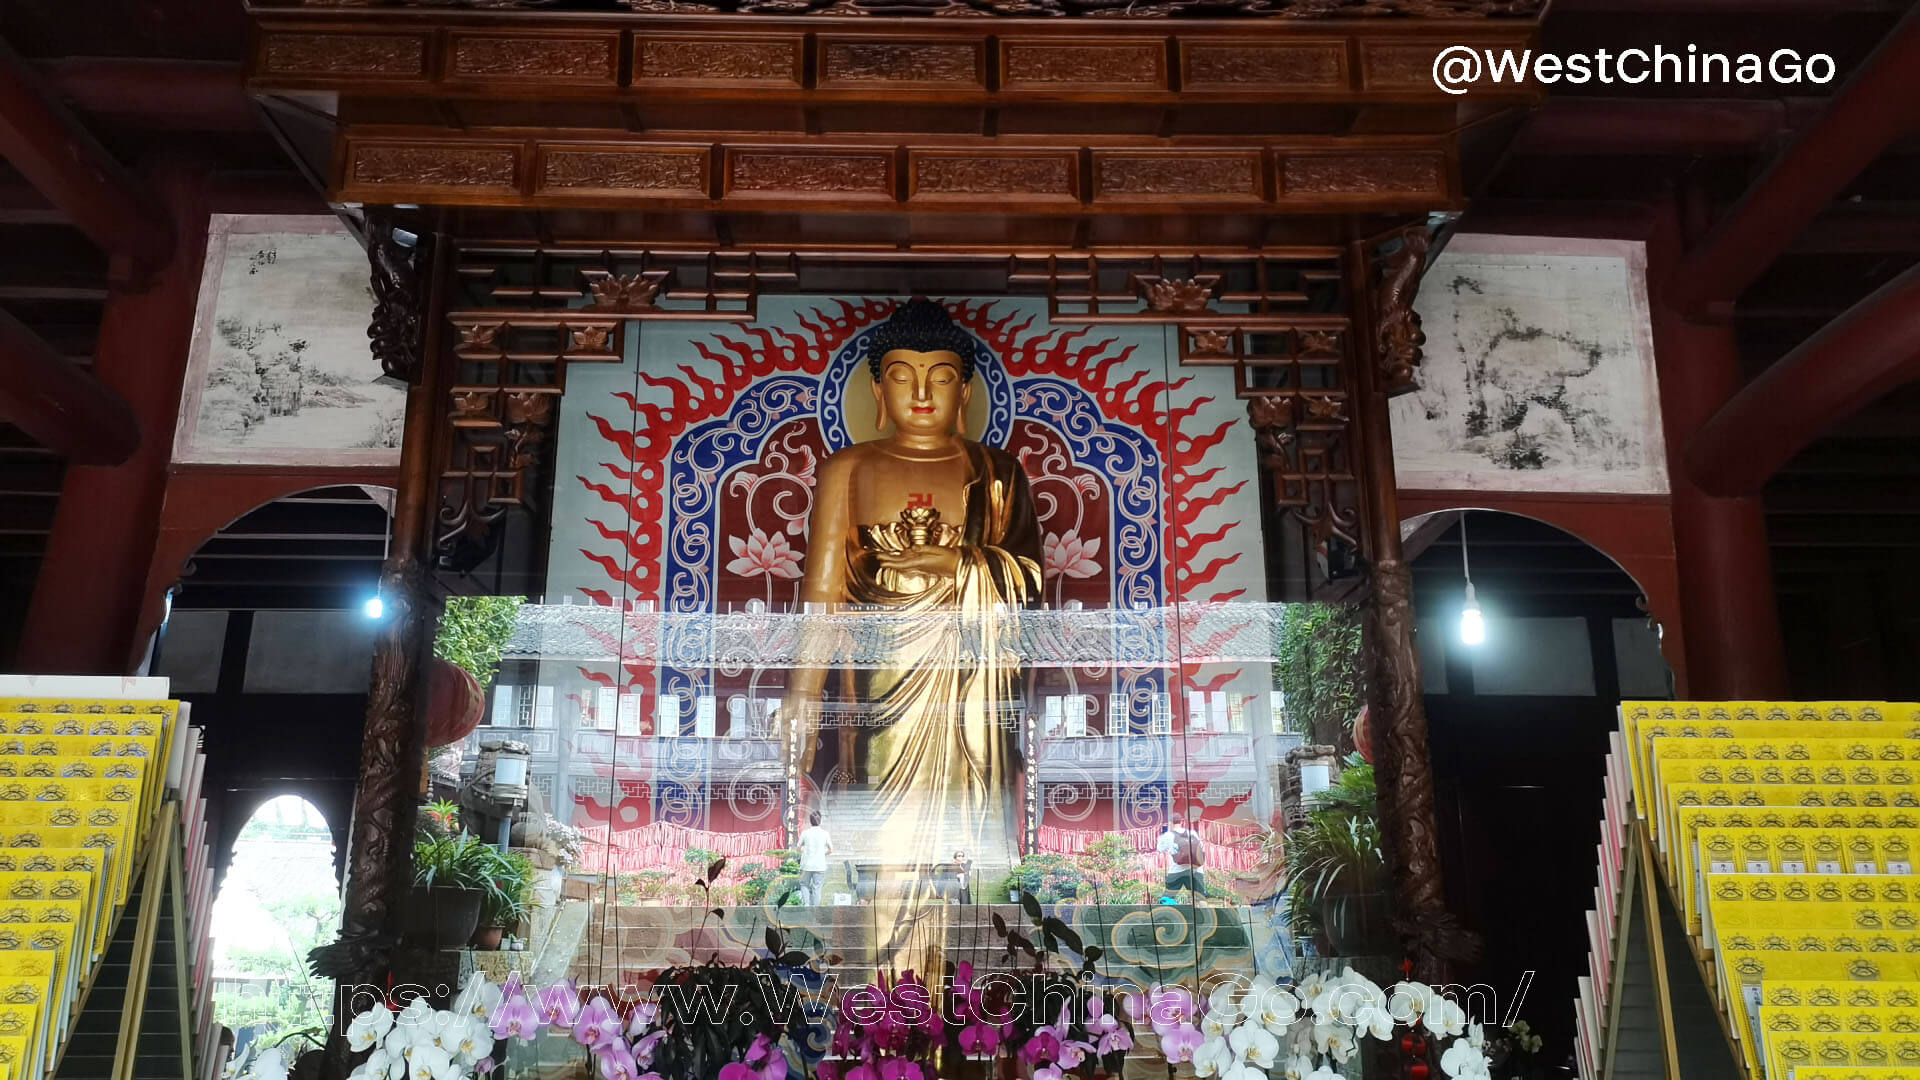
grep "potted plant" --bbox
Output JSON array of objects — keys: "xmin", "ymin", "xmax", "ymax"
[
  {"xmin": 406, "ymin": 834, "xmax": 489, "ymax": 951},
  {"xmin": 427, "ymin": 596, "xmax": 524, "ymax": 749},
  {"xmin": 472, "ymin": 848, "xmax": 535, "ymax": 950},
  {"xmin": 1284, "ymin": 753, "xmax": 1391, "ymax": 955}
]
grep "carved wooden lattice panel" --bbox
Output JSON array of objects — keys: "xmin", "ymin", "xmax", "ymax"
[{"xmin": 437, "ymin": 244, "xmax": 1369, "ymax": 596}]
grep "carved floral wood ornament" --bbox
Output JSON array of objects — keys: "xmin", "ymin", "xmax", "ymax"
[
  {"xmin": 1372, "ymin": 223, "xmax": 1433, "ymax": 398},
  {"xmin": 367, "ymin": 217, "xmax": 432, "ymax": 384}
]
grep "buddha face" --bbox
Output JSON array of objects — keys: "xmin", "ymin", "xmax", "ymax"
[{"xmin": 875, "ymin": 349, "xmax": 969, "ymax": 438}]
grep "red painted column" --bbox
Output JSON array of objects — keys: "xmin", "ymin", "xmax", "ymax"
[
  {"xmin": 17, "ymin": 159, "xmax": 207, "ymax": 675},
  {"xmin": 1645, "ymin": 200, "xmax": 1788, "ymax": 698}
]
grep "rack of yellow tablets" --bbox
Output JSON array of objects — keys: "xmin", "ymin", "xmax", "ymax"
[
  {"xmin": 1616, "ymin": 701, "xmax": 1920, "ymax": 1080},
  {"xmin": 0, "ymin": 692, "xmax": 183, "ymax": 1080}
]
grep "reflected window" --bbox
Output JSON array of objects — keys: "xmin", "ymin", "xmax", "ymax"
[{"xmin": 1149, "ymin": 692, "xmax": 1173, "ymax": 735}]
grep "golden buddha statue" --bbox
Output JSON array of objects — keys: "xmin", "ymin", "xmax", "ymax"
[{"xmin": 780, "ymin": 298, "xmax": 1042, "ymax": 931}]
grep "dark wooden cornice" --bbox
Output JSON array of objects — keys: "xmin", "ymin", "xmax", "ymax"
[
  {"xmin": 243, "ymin": 4, "xmax": 1535, "ymax": 245},
  {"xmin": 250, "ymin": 0, "xmax": 1542, "ymax": 22},
  {"xmin": 244, "ymin": 9, "xmax": 1544, "ymax": 107}
]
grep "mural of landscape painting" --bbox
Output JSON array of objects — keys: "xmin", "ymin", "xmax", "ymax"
[
  {"xmin": 1390, "ymin": 235, "xmax": 1666, "ymax": 494},
  {"xmin": 174, "ymin": 214, "xmax": 402, "ymax": 465}
]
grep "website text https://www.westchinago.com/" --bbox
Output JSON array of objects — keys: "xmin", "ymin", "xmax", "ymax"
[{"xmin": 1430, "ymin": 44, "xmax": 1838, "ymax": 96}]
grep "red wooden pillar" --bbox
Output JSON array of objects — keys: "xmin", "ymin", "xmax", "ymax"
[
  {"xmin": 1645, "ymin": 201, "xmax": 1788, "ymax": 698},
  {"xmin": 17, "ymin": 158, "xmax": 207, "ymax": 675}
]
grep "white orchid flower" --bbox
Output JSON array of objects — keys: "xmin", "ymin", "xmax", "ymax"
[
  {"xmin": 1389, "ymin": 981, "xmax": 1435, "ymax": 1023},
  {"xmin": 1424, "ymin": 997, "xmax": 1467, "ymax": 1038},
  {"xmin": 396, "ymin": 998, "xmax": 433, "ymax": 1030},
  {"xmin": 449, "ymin": 1016, "xmax": 491, "ymax": 1064},
  {"xmin": 1280, "ymin": 1052, "xmax": 1318, "ymax": 1080},
  {"xmin": 1222, "ymin": 1063, "xmax": 1267, "ymax": 1080},
  {"xmin": 1441, "ymin": 1040, "xmax": 1493, "ymax": 1078},
  {"xmin": 1307, "ymin": 1065, "xmax": 1344, "ymax": 1080},
  {"xmin": 1202, "ymin": 1007, "xmax": 1234, "ymax": 1037},
  {"xmin": 453, "ymin": 973, "xmax": 503, "ymax": 1019},
  {"xmin": 347, "ymin": 1048, "xmax": 405, "ymax": 1080},
  {"xmin": 1259, "ymin": 985, "xmax": 1302, "ymax": 1032},
  {"xmin": 1355, "ymin": 1001, "xmax": 1397, "ymax": 1041},
  {"xmin": 1192, "ymin": 1036, "xmax": 1235, "ymax": 1078},
  {"xmin": 408, "ymin": 1047, "xmax": 458, "ymax": 1080},
  {"xmin": 1318, "ymin": 1023, "xmax": 1357, "ymax": 1064},
  {"xmin": 1208, "ymin": 980, "xmax": 1250, "ymax": 1025},
  {"xmin": 1467, "ymin": 1021, "xmax": 1485, "ymax": 1049},
  {"xmin": 348, "ymin": 1004, "xmax": 395, "ymax": 1052},
  {"xmin": 1229, "ymin": 1022, "xmax": 1281, "ymax": 1067}
]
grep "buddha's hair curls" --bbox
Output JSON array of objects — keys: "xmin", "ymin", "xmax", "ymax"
[{"xmin": 865, "ymin": 297, "xmax": 978, "ymax": 381}]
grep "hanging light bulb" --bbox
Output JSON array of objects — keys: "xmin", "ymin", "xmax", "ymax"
[
  {"xmin": 1460, "ymin": 582, "xmax": 1485, "ymax": 646},
  {"xmin": 1458, "ymin": 512, "xmax": 1486, "ymax": 647}
]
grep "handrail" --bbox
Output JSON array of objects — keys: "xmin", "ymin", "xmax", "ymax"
[{"xmin": 112, "ymin": 800, "xmax": 178, "ymax": 1080}]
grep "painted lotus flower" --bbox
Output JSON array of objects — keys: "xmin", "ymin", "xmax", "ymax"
[
  {"xmin": 1043, "ymin": 530, "xmax": 1102, "ymax": 579},
  {"xmin": 727, "ymin": 528, "xmax": 804, "ymax": 580}
]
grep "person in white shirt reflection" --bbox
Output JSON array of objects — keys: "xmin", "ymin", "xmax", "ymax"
[
  {"xmin": 796, "ymin": 810, "xmax": 833, "ymax": 906},
  {"xmin": 1156, "ymin": 804, "xmax": 1207, "ymax": 900}
]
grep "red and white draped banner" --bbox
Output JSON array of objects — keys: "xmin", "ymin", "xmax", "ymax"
[{"xmin": 1036, "ymin": 820, "xmax": 1267, "ymax": 873}]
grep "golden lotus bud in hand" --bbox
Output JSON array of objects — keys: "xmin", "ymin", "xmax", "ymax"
[{"xmin": 900, "ymin": 503, "xmax": 940, "ymax": 547}]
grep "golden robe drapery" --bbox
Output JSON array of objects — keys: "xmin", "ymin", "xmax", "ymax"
[{"xmin": 844, "ymin": 441, "xmax": 1043, "ymax": 878}]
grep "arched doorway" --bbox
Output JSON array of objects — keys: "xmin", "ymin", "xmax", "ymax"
[
  {"xmin": 151, "ymin": 484, "xmax": 390, "ymax": 886},
  {"xmin": 1407, "ymin": 510, "xmax": 1672, "ymax": 1071},
  {"xmin": 209, "ymin": 795, "xmax": 342, "ymax": 1064}
]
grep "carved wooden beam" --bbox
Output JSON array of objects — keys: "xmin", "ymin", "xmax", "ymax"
[
  {"xmin": 1685, "ymin": 261, "xmax": 1920, "ymax": 498},
  {"xmin": 0, "ymin": 39, "xmax": 174, "ymax": 272},
  {"xmin": 263, "ymin": 0, "xmax": 1542, "ymax": 23},
  {"xmin": 1668, "ymin": 3, "xmax": 1920, "ymax": 316},
  {"xmin": 0, "ymin": 307, "xmax": 140, "ymax": 465},
  {"xmin": 38, "ymin": 59, "xmax": 255, "ymax": 133},
  {"xmin": 326, "ymin": 132, "xmax": 1465, "ymax": 218},
  {"xmin": 247, "ymin": 19, "xmax": 1542, "ymax": 105}
]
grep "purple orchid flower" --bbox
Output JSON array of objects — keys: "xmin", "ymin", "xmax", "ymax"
[
  {"xmin": 632, "ymin": 1030, "xmax": 666, "ymax": 1068},
  {"xmin": 958, "ymin": 1020, "xmax": 1000, "ymax": 1056},
  {"xmin": 743, "ymin": 1033, "xmax": 788, "ymax": 1080},
  {"xmin": 596, "ymin": 1037, "xmax": 640, "ymax": 1080},
  {"xmin": 534, "ymin": 979, "xmax": 583, "ymax": 1030},
  {"xmin": 1159, "ymin": 1022, "xmax": 1204, "ymax": 1063},
  {"xmin": 574, "ymin": 995, "xmax": 622, "ymax": 1049},
  {"xmin": 489, "ymin": 983, "xmax": 541, "ymax": 1042},
  {"xmin": 1087, "ymin": 996, "xmax": 1132, "ymax": 1055},
  {"xmin": 625, "ymin": 1000, "xmax": 659, "ymax": 1039}
]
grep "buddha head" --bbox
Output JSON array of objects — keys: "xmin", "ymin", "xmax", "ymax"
[{"xmin": 866, "ymin": 297, "xmax": 977, "ymax": 438}]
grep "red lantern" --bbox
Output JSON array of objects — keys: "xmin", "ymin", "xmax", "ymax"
[
  {"xmin": 424, "ymin": 658, "xmax": 486, "ymax": 748},
  {"xmin": 1352, "ymin": 704, "xmax": 1374, "ymax": 764}
]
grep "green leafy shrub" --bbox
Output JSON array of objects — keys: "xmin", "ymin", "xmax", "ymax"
[
  {"xmin": 432, "ymin": 596, "xmax": 525, "ymax": 692},
  {"xmin": 1275, "ymin": 604, "xmax": 1365, "ymax": 746},
  {"xmin": 1284, "ymin": 752, "xmax": 1386, "ymax": 940}
]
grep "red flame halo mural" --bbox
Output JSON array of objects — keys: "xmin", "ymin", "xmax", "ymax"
[{"xmin": 539, "ymin": 297, "xmax": 1273, "ymax": 867}]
